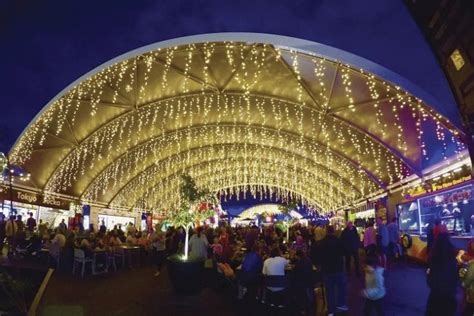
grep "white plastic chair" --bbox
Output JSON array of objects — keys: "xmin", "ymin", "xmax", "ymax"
[
  {"xmin": 72, "ymin": 248, "xmax": 93, "ymax": 278},
  {"xmin": 114, "ymin": 248, "xmax": 126, "ymax": 268},
  {"xmin": 106, "ymin": 253, "xmax": 117, "ymax": 272}
]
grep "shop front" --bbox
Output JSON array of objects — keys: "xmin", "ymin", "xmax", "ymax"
[
  {"xmin": 98, "ymin": 213, "xmax": 135, "ymax": 231},
  {"xmin": 396, "ymin": 180, "xmax": 474, "ymax": 261},
  {"xmin": 0, "ymin": 185, "xmax": 80, "ymax": 231}
]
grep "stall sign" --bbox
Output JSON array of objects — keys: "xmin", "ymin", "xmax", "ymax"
[
  {"xmin": 420, "ymin": 186, "xmax": 472, "ymax": 208},
  {"xmin": 0, "ymin": 185, "xmax": 73, "ymax": 209},
  {"xmin": 431, "ymin": 175, "xmax": 471, "ymax": 192},
  {"xmin": 17, "ymin": 191, "xmax": 38, "ymax": 204},
  {"xmin": 406, "ymin": 175, "xmax": 471, "ymax": 199}
]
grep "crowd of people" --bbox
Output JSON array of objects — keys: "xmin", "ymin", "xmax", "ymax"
[
  {"xmin": 3, "ymin": 211, "xmax": 474, "ymax": 315},
  {"xmin": 173, "ymin": 219, "xmax": 394, "ymax": 316}
]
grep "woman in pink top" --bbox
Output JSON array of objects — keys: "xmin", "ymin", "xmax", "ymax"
[{"xmin": 364, "ymin": 221, "xmax": 377, "ymax": 256}]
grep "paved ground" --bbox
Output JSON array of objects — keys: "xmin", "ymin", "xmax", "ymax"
[{"xmin": 35, "ymin": 259, "xmax": 450, "ymax": 316}]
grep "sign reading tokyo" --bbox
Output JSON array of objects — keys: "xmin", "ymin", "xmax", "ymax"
[
  {"xmin": 17, "ymin": 191, "xmax": 38, "ymax": 204},
  {"xmin": 0, "ymin": 186, "xmax": 73, "ymax": 209}
]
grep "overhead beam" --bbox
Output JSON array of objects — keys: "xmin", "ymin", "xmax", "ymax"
[
  {"xmin": 272, "ymin": 46, "xmax": 323, "ymax": 110},
  {"xmin": 153, "ymin": 58, "xmax": 220, "ymax": 93},
  {"xmin": 327, "ymin": 95, "xmax": 395, "ymax": 115}
]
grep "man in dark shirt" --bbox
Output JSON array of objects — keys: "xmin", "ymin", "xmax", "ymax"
[
  {"xmin": 0, "ymin": 213, "xmax": 6, "ymax": 256},
  {"xmin": 293, "ymin": 249, "xmax": 315, "ymax": 314},
  {"xmin": 26, "ymin": 212, "xmax": 37, "ymax": 234},
  {"xmin": 340, "ymin": 221, "xmax": 361, "ymax": 277},
  {"xmin": 320, "ymin": 225, "xmax": 348, "ymax": 315}
]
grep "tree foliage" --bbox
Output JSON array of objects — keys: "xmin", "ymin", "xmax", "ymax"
[
  {"xmin": 167, "ymin": 174, "xmax": 218, "ymax": 229},
  {"xmin": 278, "ymin": 200, "xmax": 298, "ymax": 215}
]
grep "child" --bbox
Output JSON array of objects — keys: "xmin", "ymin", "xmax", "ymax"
[
  {"xmin": 362, "ymin": 255, "xmax": 386, "ymax": 316},
  {"xmin": 211, "ymin": 237, "xmax": 223, "ymax": 259}
]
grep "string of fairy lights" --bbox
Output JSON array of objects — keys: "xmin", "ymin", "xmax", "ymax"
[
  {"xmin": 42, "ymin": 94, "xmax": 409, "ymax": 195},
  {"xmin": 9, "ymin": 41, "xmax": 467, "ymax": 214},
  {"xmin": 85, "ymin": 143, "xmax": 358, "ymax": 201},
  {"xmin": 101, "ymin": 147, "xmax": 362, "ymax": 210}
]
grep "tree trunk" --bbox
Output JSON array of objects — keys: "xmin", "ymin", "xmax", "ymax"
[{"xmin": 184, "ymin": 225, "xmax": 190, "ymax": 260}]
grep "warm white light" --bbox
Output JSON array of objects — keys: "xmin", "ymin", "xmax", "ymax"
[{"xmin": 7, "ymin": 40, "xmax": 468, "ymax": 218}]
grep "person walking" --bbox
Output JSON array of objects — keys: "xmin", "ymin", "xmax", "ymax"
[
  {"xmin": 362, "ymin": 255, "xmax": 386, "ymax": 316},
  {"xmin": 425, "ymin": 231, "xmax": 458, "ymax": 316},
  {"xmin": 341, "ymin": 221, "xmax": 361, "ymax": 277},
  {"xmin": 320, "ymin": 225, "xmax": 348, "ymax": 315}
]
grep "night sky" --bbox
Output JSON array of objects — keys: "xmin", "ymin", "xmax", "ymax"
[{"xmin": 0, "ymin": 0, "xmax": 458, "ymax": 153}]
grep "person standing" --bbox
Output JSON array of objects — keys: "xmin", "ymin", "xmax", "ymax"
[
  {"xmin": 341, "ymin": 221, "xmax": 361, "ymax": 277},
  {"xmin": 364, "ymin": 221, "xmax": 377, "ymax": 257},
  {"xmin": 293, "ymin": 249, "xmax": 316, "ymax": 314},
  {"xmin": 58, "ymin": 219, "xmax": 67, "ymax": 232},
  {"xmin": 126, "ymin": 222, "xmax": 136, "ymax": 236},
  {"xmin": 310, "ymin": 229, "xmax": 324, "ymax": 268},
  {"xmin": 150, "ymin": 224, "xmax": 166, "ymax": 277},
  {"xmin": 432, "ymin": 219, "xmax": 442, "ymax": 243},
  {"xmin": 320, "ymin": 225, "xmax": 348, "ymax": 315},
  {"xmin": 376, "ymin": 217, "xmax": 389, "ymax": 269},
  {"xmin": 461, "ymin": 238, "xmax": 474, "ymax": 316},
  {"xmin": 238, "ymin": 244, "xmax": 263, "ymax": 300},
  {"xmin": 387, "ymin": 217, "xmax": 400, "ymax": 260},
  {"xmin": 26, "ymin": 212, "xmax": 37, "ymax": 235},
  {"xmin": 188, "ymin": 227, "xmax": 209, "ymax": 261},
  {"xmin": 425, "ymin": 232, "xmax": 458, "ymax": 316},
  {"xmin": 5, "ymin": 215, "xmax": 18, "ymax": 256},
  {"xmin": 0, "ymin": 214, "xmax": 6, "ymax": 256},
  {"xmin": 426, "ymin": 221, "xmax": 435, "ymax": 252},
  {"xmin": 15, "ymin": 215, "xmax": 25, "ymax": 233},
  {"xmin": 99, "ymin": 220, "xmax": 107, "ymax": 234},
  {"xmin": 38, "ymin": 219, "xmax": 47, "ymax": 238}
]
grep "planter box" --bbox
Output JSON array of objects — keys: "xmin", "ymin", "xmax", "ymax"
[{"xmin": 167, "ymin": 256, "xmax": 205, "ymax": 295}]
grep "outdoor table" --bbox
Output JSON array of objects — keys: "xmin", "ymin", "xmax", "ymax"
[{"xmin": 118, "ymin": 245, "xmax": 141, "ymax": 268}]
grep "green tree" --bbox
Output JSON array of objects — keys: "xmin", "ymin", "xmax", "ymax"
[{"xmin": 167, "ymin": 174, "xmax": 217, "ymax": 260}]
